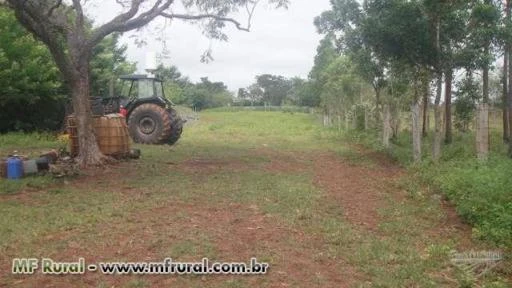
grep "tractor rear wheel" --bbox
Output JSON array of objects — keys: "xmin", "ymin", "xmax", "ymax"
[
  {"xmin": 167, "ymin": 108, "xmax": 183, "ymax": 145},
  {"xmin": 128, "ymin": 103, "xmax": 172, "ymax": 144}
]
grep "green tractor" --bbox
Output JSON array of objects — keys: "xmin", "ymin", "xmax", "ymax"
[{"xmin": 94, "ymin": 74, "xmax": 184, "ymax": 145}]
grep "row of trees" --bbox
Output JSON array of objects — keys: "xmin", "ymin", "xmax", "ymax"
[{"xmin": 311, "ymin": 0, "xmax": 512, "ymax": 162}]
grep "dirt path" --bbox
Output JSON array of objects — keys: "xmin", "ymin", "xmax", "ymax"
[{"xmin": 1, "ymin": 146, "xmax": 481, "ymax": 288}]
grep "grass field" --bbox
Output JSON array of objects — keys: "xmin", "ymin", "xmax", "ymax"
[{"xmin": 0, "ymin": 111, "xmax": 510, "ymax": 287}]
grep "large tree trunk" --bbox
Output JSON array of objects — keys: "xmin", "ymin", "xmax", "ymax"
[
  {"xmin": 70, "ymin": 61, "xmax": 107, "ymax": 167},
  {"xmin": 433, "ymin": 73, "xmax": 443, "ymax": 161},
  {"xmin": 444, "ymin": 68, "xmax": 453, "ymax": 144}
]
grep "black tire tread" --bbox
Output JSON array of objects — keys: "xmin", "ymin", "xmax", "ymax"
[
  {"xmin": 128, "ymin": 103, "xmax": 172, "ymax": 144},
  {"xmin": 166, "ymin": 108, "xmax": 183, "ymax": 145}
]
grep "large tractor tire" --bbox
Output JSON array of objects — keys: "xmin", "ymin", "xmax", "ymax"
[
  {"xmin": 128, "ymin": 103, "xmax": 172, "ymax": 144},
  {"xmin": 167, "ymin": 108, "xmax": 183, "ymax": 145}
]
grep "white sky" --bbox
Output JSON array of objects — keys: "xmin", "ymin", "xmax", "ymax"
[{"xmin": 90, "ymin": 0, "xmax": 331, "ymax": 91}]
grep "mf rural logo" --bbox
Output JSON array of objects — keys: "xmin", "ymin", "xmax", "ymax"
[{"xmin": 12, "ymin": 258, "xmax": 93, "ymax": 275}]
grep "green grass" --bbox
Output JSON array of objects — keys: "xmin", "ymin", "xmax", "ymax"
[
  {"xmin": 182, "ymin": 111, "xmax": 333, "ymax": 151},
  {"xmin": 0, "ymin": 175, "xmax": 56, "ymax": 194},
  {"xmin": 0, "ymin": 111, "xmax": 509, "ymax": 287},
  {"xmin": 340, "ymin": 125, "xmax": 512, "ymax": 250},
  {"xmin": 0, "ymin": 132, "xmax": 60, "ymax": 154}
]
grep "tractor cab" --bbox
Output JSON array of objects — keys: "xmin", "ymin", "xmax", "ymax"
[
  {"xmin": 119, "ymin": 74, "xmax": 165, "ymax": 100},
  {"xmin": 117, "ymin": 74, "xmax": 172, "ymax": 116}
]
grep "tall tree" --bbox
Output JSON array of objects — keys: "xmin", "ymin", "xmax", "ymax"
[
  {"xmin": 469, "ymin": 0, "xmax": 500, "ymax": 159},
  {"xmin": 308, "ymin": 35, "xmax": 338, "ymax": 107},
  {"xmin": 315, "ymin": 1, "xmax": 386, "ymax": 108},
  {"xmin": 424, "ymin": 0, "xmax": 471, "ymax": 158},
  {"xmin": 362, "ymin": 0, "xmax": 436, "ymax": 162},
  {"xmin": 1, "ymin": 0, "xmax": 288, "ymax": 166},
  {"xmin": 315, "ymin": 0, "xmax": 388, "ymax": 142},
  {"xmin": 320, "ymin": 56, "xmax": 366, "ymax": 127},
  {"xmin": 425, "ymin": 0, "xmax": 471, "ymax": 146}
]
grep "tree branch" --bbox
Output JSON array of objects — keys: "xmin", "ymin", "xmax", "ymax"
[
  {"xmin": 88, "ymin": 0, "xmax": 173, "ymax": 47},
  {"xmin": 161, "ymin": 12, "xmax": 251, "ymax": 32},
  {"xmin": 7, "ymin": 0, "xmax": 71, "ymax": 32}
]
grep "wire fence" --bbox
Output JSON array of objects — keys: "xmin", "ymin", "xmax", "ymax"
[{"xmin": 208, "ymin": 106, "xmax": 315, "ymax": 114}]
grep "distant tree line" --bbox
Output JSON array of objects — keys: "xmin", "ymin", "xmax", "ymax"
[
  {"xmin": 235, "ymin": 74, "xmax": 320, "ymax": 107},
  {"xmin": 155, "ymin": 65, "xmax": 232, "ymax": 111}
]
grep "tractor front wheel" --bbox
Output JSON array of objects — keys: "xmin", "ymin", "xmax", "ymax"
[{"xmin": 128, "ymin": 103, "xmax": 172, "ymax": 144}]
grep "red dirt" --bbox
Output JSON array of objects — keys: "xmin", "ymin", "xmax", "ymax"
[
  {"xmin": 313, "ymin": 152, "xmax": 404, "ymax": 231},
  {"xmin": 2, "ymin": 200, "xmax": 356, "ymax": 288},
  {"xmin": 0, "ymin": 147, "xmax": 486, "ymax": 287}
]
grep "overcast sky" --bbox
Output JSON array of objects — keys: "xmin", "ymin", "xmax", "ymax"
[{"xmin": 92, "ymin": 0, "xmax": 332, "ymax": 91}]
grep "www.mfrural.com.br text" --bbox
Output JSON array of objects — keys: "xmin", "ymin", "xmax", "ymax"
[{"xmin": 12, "ymin": 257, "xmax": 269, "ymax": 276}]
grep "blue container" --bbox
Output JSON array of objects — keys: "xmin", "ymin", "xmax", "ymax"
[{"xmin": 7, "ymin": 157, "xmax": 23, "ymax": 179}]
